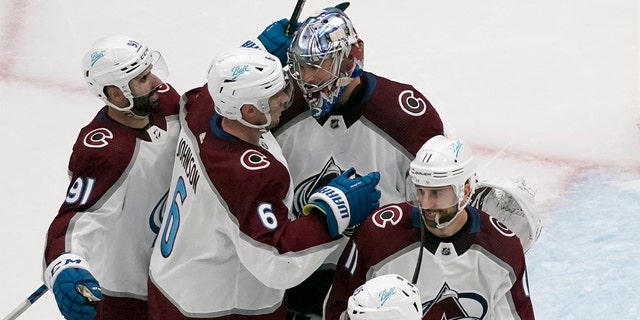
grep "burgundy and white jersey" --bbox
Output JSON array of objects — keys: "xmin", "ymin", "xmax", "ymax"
[
  {"xmin": 43, "ymin": 84, "xmax": 181, "ymax": 316},
  {"xmin": 273, "ymin": 72, "xmax": 444, "ymax": 215},
  {"xmin": 147, "ymin": 86, "xmax": 342, "ymax": 319},
  {"xmin": 325, "ymin": 202, "xmax": 535, "ymax": 320},
  {"xmin": 274, "ymin": 72, "xmax": 444, "ymax": 316}
]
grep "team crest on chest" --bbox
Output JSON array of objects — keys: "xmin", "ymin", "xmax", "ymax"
[
  {"xmin": 422, "ymin": 283, "xmax": 488, "ymax": 319},
  {"xmin": 292, "ymin": 158, "xmax": 344, "ymax": 216},
  {"xmin": 83, "ymin": 128, "xmax": 113, "ymax": 148},
  {"xmin": 240, "ymin": 149, "xmax": 270, "ymax": 170},
  {"xmin": 398, "ymin": 90, "xmax": 427, "ymax": 117}
]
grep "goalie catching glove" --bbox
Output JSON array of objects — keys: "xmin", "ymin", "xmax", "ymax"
[
  {"xmin": 303, "ymin": 167, "xmax": 381, "ymax": 237},
  {"xmin": 44, "ymin": 253, "xmax": 103, "ymax": 320}
]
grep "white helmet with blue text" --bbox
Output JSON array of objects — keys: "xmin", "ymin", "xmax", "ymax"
[
  {"xmin": 408, "ymin": 135, "xmax": 477, "ymax": 229},
  {"xmin": 81, "ymin": 35, "xmax": 168, "ymax": 113},
  {"xmin": 347, "ymin": 274, "xmax": 422, "ymax": 320},
  {"xmin": 208, "ymin": 47, "xmax": 289, "ymax": 130}
]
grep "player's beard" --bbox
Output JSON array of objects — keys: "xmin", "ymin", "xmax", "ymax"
[
  {"xmin": 421, "ymin": 204, "xmax": 459, "ymax": 229},
  {"xmin": 130, "ymin": 87, "xmax": 161, "ymax": 117}
]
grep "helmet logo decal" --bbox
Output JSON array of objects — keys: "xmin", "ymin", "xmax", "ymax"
[
  {"xmin": 126, "ymin": 40, "xmax": 140, "ymax": 48},
  {"xmin": 231, "ymin": 65, "xmax": 250, "ymax": 80},
  {"xmin": 240, "ymin": 149, "xmax": 270, "ymax": 170},
  {"xmin": 372, "ymin": 205, "xmax": 403, "ymax": 228},
  {"xmin": 398, "ymin": 90, "xmax": 427, "ymax": 117},
  {"xmin": 90, "ymin": 50, "xmax": 106, "ymax": 67},
  {"xmin": 83, "ymin": 128, "xmax": 113, "ymax": 148},
  {"xmin": 378, "ymin": 287, "xmax": 397, "ymax": 306},
  {"xmin": 451, "ymin": 140, "xmax": 463, "ymax": 158}
]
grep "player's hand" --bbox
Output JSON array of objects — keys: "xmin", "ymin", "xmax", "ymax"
[
  {"xmin": 245, "ymin": 18, "xmax": 300, "ymax": 65},
  {"xmin": 45, "ymin": 254, "xmax": 103, "ymax": 320},
  {"xmin": 304, "ymin": 167, "xmax": 381, "ymax": 237}
]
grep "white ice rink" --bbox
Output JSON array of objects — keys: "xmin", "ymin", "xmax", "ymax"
[{"xmin": 0, "ymin": 0, "xmax": 638, "ymax": 318}]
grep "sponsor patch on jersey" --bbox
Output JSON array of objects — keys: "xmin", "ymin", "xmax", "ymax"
[
  {"xmin": 372, "ymin": 205, "xmax": 403, "ymax": 228},
  {"xmin": 240, "ymin": 149, "xmax": 270, "ymax": 170},
  {"xmin": 398, "ymin": 90, "xmax": 427, "ymax": 116},
  {"xmin": 490, "ymin": 215, "xmax": 516, "ymax": 238},
  {"xmin": 83, "ymin": 128, "xmax": 113, "ymax": 148}
]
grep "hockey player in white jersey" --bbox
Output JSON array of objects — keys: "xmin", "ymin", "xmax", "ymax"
[
  {"xmin": 247, "ymin": 6, "xmax": 541, "ymax": 318},
  {"xmin": 244, "ymin": 7, "xmax": 444, "ymax": 317},
  {"xmin": 147, "ymin": 47, "xmax": 381, "ymax": 319},
  {"xmin": 325, "ymin": 135, "xmax": 535, "ymax": 319},
  {"xmin": 43, "ymin": 35, "xmax": 181, "ymax": 319}
]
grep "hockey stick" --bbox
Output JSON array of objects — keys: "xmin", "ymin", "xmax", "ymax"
[
  {"xmin": 285, "ymin": 0, "xmax": 306, "ymax": 36},
  {"xmin": 3, "ymin": 284, "xmax": 48, "ymax": 320}
]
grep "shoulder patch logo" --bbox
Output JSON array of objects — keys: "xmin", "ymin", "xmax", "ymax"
[
  {"xmin": 241, "ymin": 149, "xmax": 270, "ymax": 170},
  {"xmin": 372, "ymin": 205, "xmax": 403, "ymax": 228},
  {"xmin": 398, "ymin": 90, "xmax": 427, "ymax": 117},
  {"xmin": 83, "ymin": 128, "xmax": 113, "ymax": 148},
  {"xmin": 157, "ymin": 83, "xmax": 170, "ymax": 93},
  {"xmin": 490, "ymin": 215, "xmax": 516, "ymax": 238}
]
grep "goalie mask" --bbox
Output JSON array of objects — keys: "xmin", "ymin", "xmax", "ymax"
[
  {"xmin": 82, "ymin": 35, "xmax": 169, "ymax": 116},
  {"xmin": 208, "ymin": 47, "xmax": 292, "ymax": 130},
  {"xmin": 288, "ymin": 7, "xmax": 364, "ymax": 119},
  {"xmin": 407, "ymin": 135, "xmax": 477, "ymax": 229},
  {"xmin": 348, "ymin": 274, "xmax": 422, "ymax": 320}
]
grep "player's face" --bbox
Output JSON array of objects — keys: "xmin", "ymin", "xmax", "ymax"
[
  {"xmin": 265, "ymin": 81, "xmax": 293, "ymax": 129},
  {"xmin": 416, "ymin": 186, "xmax": 457, "ymax": 209},
  {"xmin": 416, "ymin": 185, "xmax": 460, "ymax": 228},
  {"xmin": 128, "ymin": 65, "xmax": 163, "ymax": 114},
  {"xmin": 298, "ymin": 58, "xmax": 335, "ymax": 89}
]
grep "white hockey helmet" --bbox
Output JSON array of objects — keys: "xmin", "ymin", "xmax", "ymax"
[
  {"xmin": 408, "ymin": 135, "xmax": 477, "ymax": 227},
  {"xmin": 207, "ymin": 47, "xmax": 289, "ymax": 130},
  {"xmin": 81, "ymin": 35, "xmax": 168, "ymax": 111},
  {"xmin": 288, "ymin": 7, "xmax": 364, "ymax": 119},
  {"xmin": 347, "ymin": 274, "xmax": 422, "ymax": 320},
  {"xmin": 471, "ymin": 178, "xmax": 542, "ymax": 252}
]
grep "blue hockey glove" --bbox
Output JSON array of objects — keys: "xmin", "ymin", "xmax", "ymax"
[
  {"xmin": 44, "ymin": 253, "xmax": 103, "ymax": 320},
  {"xmin": 303, "ymin": 167, "xmax": 381, "ymax": 237},
  {"xmin": 241, "ymin": 18, "xmax": 300, "ymax": 65}
]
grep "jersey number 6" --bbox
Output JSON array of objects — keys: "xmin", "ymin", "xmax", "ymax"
[{"xmin": 160, "ymin": 176, "xmax": 187, "ymax": 258}]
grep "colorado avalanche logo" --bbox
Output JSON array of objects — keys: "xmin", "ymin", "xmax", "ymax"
[
  {"xmin": 83, "ymin": 128, "xmax": 113, "ymax": 148},
  {"xmin": 422, "ymin": 283, "xmax": 488, "ymax": 319},
  {"xmin": 490, "ymin": 216, "xmax": 516, "ymax": 238},
  {"xmin": 372, "ymin": 205, "xmax": 403, "ymax": 228},
  {"xmin": 156, "ymin": 82, "xmax": 170, "ymax": 93},
  {"xmin": 241, "ymin": 149, "xmax": 270, "ymax": 170},
  {"xmin": 398, "ymin": 90, "xmax": 427, "ymax": 117},
  {"xmin": 292, "ymin": 158, "xmax": 343, "ymax": 216}
]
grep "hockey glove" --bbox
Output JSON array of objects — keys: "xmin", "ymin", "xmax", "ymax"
[
  {"xmin": 241, "ymin": 18, "xmax": 300, "ymax": 66},
  {"xmin": 44, "ymin": 253, "xmax": 103, "ymax": 320},
  {"xmin": 303, "ymin": 167, "xmax": 381, "ymax": 237}
]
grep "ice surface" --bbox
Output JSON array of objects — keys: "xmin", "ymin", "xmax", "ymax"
[{"xmin": 0, "ymin": 0, "xmax": 637, "ymax": 318}]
